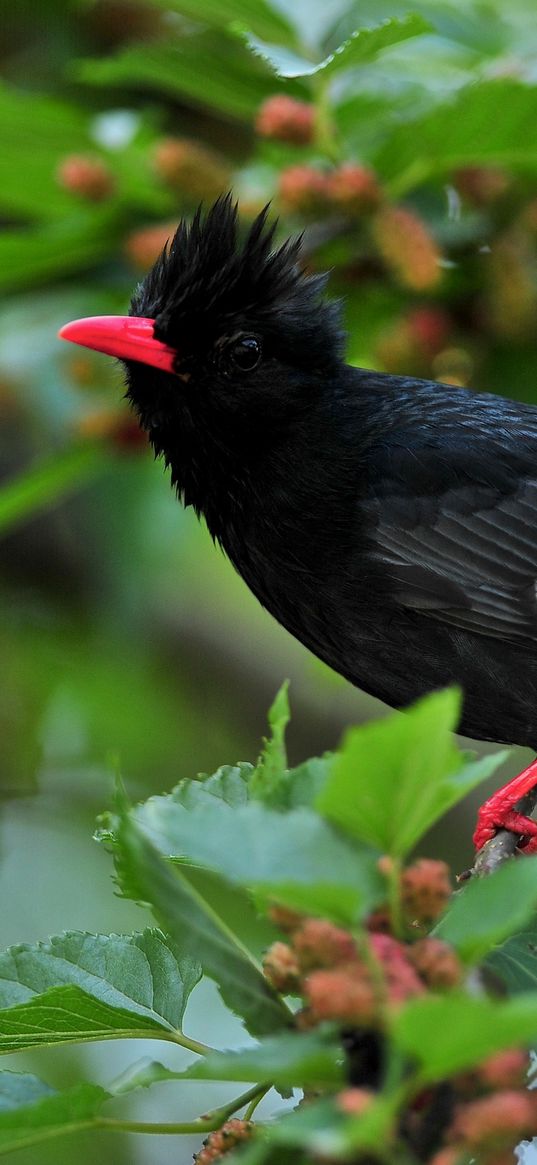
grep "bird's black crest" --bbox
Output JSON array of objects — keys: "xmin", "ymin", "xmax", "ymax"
[{"xmin": 130, "ymin": 194, "xmax": 344, "ymax": 367}]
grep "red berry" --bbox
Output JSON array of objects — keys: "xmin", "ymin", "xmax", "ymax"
[
  {"xmin": 123, "ymin": 221, "xmax": 177, "ymax": 270},
  {"xmin": 194, "ymin": 1119, "xmax": 253, "ymax": 1163},
  {"xmin": 408, "ymin": 938, "xmax": 462, "ymax": 989},
  {"xmin": 256, "ymin": 96, "xmax": 314, "ymax": 145},
  {"xmin": 57, "ymin": 154, "xmax": 114, "ymax": 201},
  {"xmin": 450, "ymin": 1090, "xmax": 536, "ymax": 1149},
  {"xmin": 292, "ymin": 918, "xmax": 357, "ymax": 971},
  {"xmin": 336, "ymin": 1087, "xmax": 375, "ymax": 1116},
  {"xmin": 153, "ymin": 138, "xmax": 229, "ymax": 201},
  {"xmin": 262, "ymin": 941, "xmax": 300, "ymax": 992},
  {"xmin": 372, "ymin": 206, "xmax": 442, "ymax": 291},
  {"xmin": 401, "ymin": 859, "xmax": 452, "ymax": 925},
  {"xmin": 279, "ymin": 165, "xmax": 330, "ymax": 215},
  {"xmin": 328, "ymin": 163, "xmax": 381, "ymax": 215},
  {"xmin": 304, "ymin": 965, "xmax": 378, "ymax": 1025}
]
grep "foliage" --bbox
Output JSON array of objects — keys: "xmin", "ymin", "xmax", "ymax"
[
  {"xmin": 3, "ymin": 1, "xmax": 537, "ymax": 1163},
  {"xmin": 0, "ymin": 687, "xmax": 535, "ymax": 1161}
]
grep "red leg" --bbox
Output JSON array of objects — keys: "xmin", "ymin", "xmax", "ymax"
[{"xmin": 473, "ymin": 757, "xmax": 537, "ymax": 851}]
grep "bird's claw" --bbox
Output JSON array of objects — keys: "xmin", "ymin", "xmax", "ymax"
[{"xmin": 473, "ymin": 805, "xmax": 537, "ymax": 853}]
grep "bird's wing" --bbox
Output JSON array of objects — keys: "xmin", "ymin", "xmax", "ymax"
[{"xmin": 367, "ymin": 478, "xmax": 537, "ymax": 644}]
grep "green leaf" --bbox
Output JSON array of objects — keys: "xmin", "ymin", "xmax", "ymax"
[
  {"xmin": 117, "ymin": 1029, "xmax": 345, "ymax": 1091},
  {"xmin": 250, "ymin": 682, "xmax": 290, "ymax": 802},
  {"xmin": 250, "ymin": 1091, "xmax": 395, "ymax": 1156},
  {"xmin": 0, "ymin": 929, "xmax": 200, "ymax": 1051},
  {"xmin": 486, "ymin": 927, "xmax": 537, "ymax": 995},
  {"xmin": 0, "ymin": 210, "xmax": 122, "ymax": 294},
  {"xmin": 125, "ymin": 797, "xmax": 384, "ymax": 924},
  {"xmin": 186, "ymin": 1029, "xmax": 344, "ymax": 1087},
  {"xmin": 0, "ymin": 1073, "xmax": 108, "ymax": 1154},
  {"xmin": 75, "ymin": 31, "xmax": 296, "ymax": 121},
  {"xmin": 375, "ymin": 79, "xmax": 537, "ymax": 194},
  {"xmin": 392, "ymin": 993, "xmax": 537, "ymax": 1083},
  {"xmin": 435, "ymin": 857, "xmax": 537, "ymax": 963},
  {"xmin": 113, "ymin": 799, "xmax": 291, "ymax": 1037},
  {"xmin": 317, "ymin": 688, "xmax": 505, "ymax": 858},
  {"xmin": 0, "ymin": 445, "xmax": 108, "ymax": 537},
  {"xmin": 149, "ymin": 0, "xmax": 295, "ymax": 43},
  {"xmin": 0, "ymin": 85, "xmax": 91, "ymax": 222},
  {"xmin": 242, "ymin": 14, "xmax": 430, "ymax": 78}
]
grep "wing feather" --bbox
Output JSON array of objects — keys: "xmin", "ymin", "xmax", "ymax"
[{"xmin": 369, "ymin": 479, "xmax": 537, "ymax": 644}]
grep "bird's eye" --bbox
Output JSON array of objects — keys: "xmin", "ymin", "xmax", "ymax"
[{"xmin": 230, "ymin": 336, "xmax": 261, "ymax": 372}]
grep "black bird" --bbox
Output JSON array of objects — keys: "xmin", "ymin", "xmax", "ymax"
[{"xmin": 60, "ymin": 195, "xmax": 537, "ymax": 854}]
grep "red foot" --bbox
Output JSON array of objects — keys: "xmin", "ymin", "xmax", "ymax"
[{"xmin": 473, "ymin": 756, "xmax": 537, "ymax": 853}]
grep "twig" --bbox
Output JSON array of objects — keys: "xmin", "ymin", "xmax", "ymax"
[{"xmin": 471, "ymin": 786, "xmax": 537, "ymax": 877}]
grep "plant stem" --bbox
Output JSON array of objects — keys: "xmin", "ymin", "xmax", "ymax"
[
  {"xmin": 98, "ymin": 1082, "xmax": 268, "ymax": 1136},
  {"xmin": 313, "ymin": 75, "xmax": 341, "ymax": 164},
  {"xmin": 387, "ymin": 857, "xmax": 405, "ymax": 939},
  {"xmin": 244, "ymin": 1083, "xmax": 271, "ymax": 1120},
  {"xmin": 167, "ymin": 1030, "xmax": 215, "ymax": 1057}
]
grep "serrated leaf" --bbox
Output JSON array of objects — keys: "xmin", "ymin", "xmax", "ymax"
[
  {"xmin": 242, "ymin": 14, "xmax": 430, "ymax": 78},
  {"xmin": 250, "ymin": 682, "xmax": 290, "ymax": 802},
  {"xmin": 319, "ymin": 689, "xmax": 505, "ymax": 857},
  {"xmin": 375, "ymin": 78, "xmax": 537, "ymax": 194},
  {"xmin": 113, "ymin": 802, "xmax": 291, "ymax": 1037},
  {"xmin": 179, "ymin": 763, "xmax": 255, "ymax": 807},
  {"xmin": 317, "ymin": 688, "xmax": 506, "ymax": 858},
  {"xmin": 186, "ymin": 1029, "xmax": 344, "ymax": 1087},
  {"xmin": 116, "ymin": 1029, "xmax": 344, "ymax": 1091},
  {"xmin": 150, "ymin": 0, "xmax": 295, "ymax": 42},
  {"xmin": 392, "ymin": 994, "xmax": 537, "ymax": 1083},
  {"xmin": 434, "ymin": 856, "xmax": 537, "ymax": 963},
  {"xmin": 0, "ymin": 1073, "xmax": 108, "ymax": 1154},
  {"xmin": 0, "ymin": 985, "xmax": 171, "ymax": 1053},
  {"xmin": 75, "ymin": 31, "xmax": 297, "ymax": 121},
  {"xmin": 0, "ymin": 929, "xmax": 200, "ymax": 1051},
  {"xmin": 125, "ymin": 798, "xmax": 384, "ymax": 924},
  {"xmin": 486, "ymin": 928, "xmax": 537, "ymax": 995}
]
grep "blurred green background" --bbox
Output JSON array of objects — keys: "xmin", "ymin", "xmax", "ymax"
[{"xmin": 2, "ymin": 1, "xmax": 537, "ymax": 1161}]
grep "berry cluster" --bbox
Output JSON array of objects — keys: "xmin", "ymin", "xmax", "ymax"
[
  {"xmin": 264, "ymin": 860, "xmax": 459, "ymax": 1033},
  {"xmin": 258, "ymin": 858, "xmax": 530, "ymax": 1165},
  {"xmin": 193, "ymin": 1119, "xmax": 253, "ymax": 1163}
]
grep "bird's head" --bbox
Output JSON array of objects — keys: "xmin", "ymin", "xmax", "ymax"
[{"xmin": 60, "ymin": 195, "xmax": 344, "ymax": 515}]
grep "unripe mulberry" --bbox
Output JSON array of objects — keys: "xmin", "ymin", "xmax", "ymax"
[
  {"xmin": 194, "ymin": 1119, "xmax": 253, "ymax": 1163},
  {"xmin": 477, "ymin": 1048, "xmax": 528, "ymax": 1091},
  {"xmin": 408, "ymin": 938, "xmax": 462, "ymax": 989},
  {"xmin": 124, "ymin": 221, "xmax": 177, "ymax": 270},
  {"xmin": 304, "ymin": 966, "xmax": 378, "ymax": 1025},
  {"xmin": 370, "ymin": 933, "xmax": 425, "ymax": 1005},
  {"xmin": 336, "ymin": 1087, "xmax": 375, "ymax": 1116},
  {"xmin": 450, "ymin": 1090, "xmax": 536, "ymax": 1149},
  {"xmin": 57, "ymin": 154, "xmax": 114, "ymax": 201},
  {"xmin": 328, "ymin": 163, "xmax": 381, "ymax": 215},
  {"xmin": 292, "ymin": 918, "xmax": 357, "ymax": 971},
  {"xmin": 262, "ymin": 941, "xmax": 300, "ymax": 992},
  {"xmin": 372, "ymin": 206, "xmax": 442, "ymax": 291},
  {"xmin": 401, "ymin": 859, "xmax": 452, "ymax": 925},
  {"xmin": 279, "ymin": 165, "xmax": 330, "ymax": 215},
  {"xmin": 256, "ymin": 95, "xmax": 314, "ymax": 145},
  {"xmin": 153, "ymin": 138, "xmax": 230, "ymax": 201}
]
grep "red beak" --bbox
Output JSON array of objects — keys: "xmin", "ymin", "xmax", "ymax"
[{"xmin": 58, "ymin": 315, "xmax": 176, "ymax": 375}]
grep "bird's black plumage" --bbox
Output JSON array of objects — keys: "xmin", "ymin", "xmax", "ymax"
[{"xmin": 124, "ymin": 196, "xmax": 537, "ymax": 752}]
